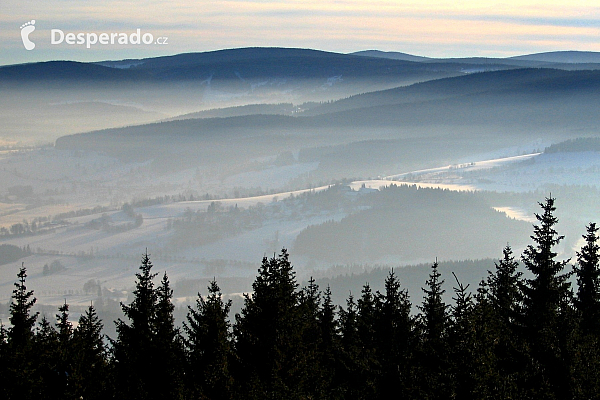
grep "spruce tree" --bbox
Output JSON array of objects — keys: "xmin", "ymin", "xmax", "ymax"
[
  {"xmin": 520, "ymin": 197, "xmax": 572, "ymax": 398},
  {"xmin": 71, "ymin": 304, "xmax": 107, "ymax": 400},
  {"xmin": 449, "ymin": 273, "xmax": 475, "ymax": 399},
  {"xmin": 570, "ymin": 223, "xmax": 600, "ymax": 397},
  {"xmin": 521, "ymin": 197, "xmax": 571, "ymax": 331},
  {"xmin": 233, "ymin": 249, "xmax": 303, "ymax": 399},
  {"xmin": 317, "ymin": 285, "xmax": 340, "ymax": 398},
  {"xmin": 6, "ymin": 265, "xmax": 39, "ymax": 400},
  {"xmin": 338, "ymin": 293, "xmax": 360, "ymax": 399},
  {"xmin": 297, "ymin": 277, "xmax": 326, "ymax": 398},
  {"xmin": 355, "ymin": 283, "xmax": 379, "ymax": 398},
  {"xmin": 417, "ymin": 261, "xmax": 450, "ymax": 400},
  {"xmin": 8, "ymin": 265, "xmax": 38, "ymax": 348},
  {"xmin": 56, "ymin": 301, "xmax": 72, "ymax": 344},
  {"xmin": 574, "ymin": 222, "xmax": 600, "ymax": 335},
  {"xmin": 184, "ymin": 279, "xmax": 233, "ymax": 400},
  {"xmin": 357, "ymin": 283, "xmax": 377, "ymax": 351},
  {"xmin": 54, "ymin": 301, "xmax": 73, "ymax": 399},
  {"xmin": 153, "ymin": 272, "xmax": 185, "ymax": 400},
  {"xmin": 113, "ymin": 252, "xmax": 158, "ymax": 400},
  {"xmin": 374, "ymin": 270, "xmax": 414, "ymax": 399},
  {"xmin": 34, "ymin": 316, "xmax": 60, "ymax": 400},
  {"xmin": 487, "ymin": 245, "xmax": 523, "ymax": 328},
  {"xmin": 298, "ymin": 277, "xmax": 321, "ymax": 349},
  {"xmin": 319, "ymin": 285, "xmax": 338, "ymax": 351},
  {"xmin": 420, "ymin": 261, "xmax": 448, "ymax": 349},
  {"xmin": 482, "ymin": 245, "xmax": 526, "ymax": 396}
]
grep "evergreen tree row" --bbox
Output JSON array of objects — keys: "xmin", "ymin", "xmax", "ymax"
[{"xmin": 2, "ymin": 197, "xmax": 600, "ymax": 399}]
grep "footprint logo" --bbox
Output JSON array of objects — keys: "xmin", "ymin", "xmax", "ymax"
[{"xmin": 20, "ymin": 20, "xmax": 36, "ymax": 50}]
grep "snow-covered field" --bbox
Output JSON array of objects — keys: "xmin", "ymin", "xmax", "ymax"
[{"xmin": 0, "ymin": 146, "xmax": 599, "ymax": 307}]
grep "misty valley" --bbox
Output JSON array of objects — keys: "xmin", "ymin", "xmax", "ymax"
[{"xmin": 1, "ymin": 47, "xmax": 600, "ymax": 397}]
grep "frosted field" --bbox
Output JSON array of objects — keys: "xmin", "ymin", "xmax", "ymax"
[
  {"xmin": 0, "ymin": 146, "xmax": 599, "ymax": 307},
  {"xmin": 0, "ymin": 210, "xmax": 345, "ymax": 305}
]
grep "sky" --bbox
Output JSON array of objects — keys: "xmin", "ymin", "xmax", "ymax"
[{"xmin": 1, "ymin": 0, "xmax": 599, "ymax": 65}]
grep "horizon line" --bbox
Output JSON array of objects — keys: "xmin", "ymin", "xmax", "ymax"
[{"xmin": 1, "ymin": 46, "xmax": 597, "ymax": 67}]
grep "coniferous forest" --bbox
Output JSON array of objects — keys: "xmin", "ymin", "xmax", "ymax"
[{"xmin": 2, "ymin": 197, "xmax": 600, "ymax": 400}]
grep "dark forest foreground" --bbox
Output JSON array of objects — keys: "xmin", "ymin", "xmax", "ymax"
[{"xmin": 1, "ymin": 197, "xmax": 600, "ymax": 399}]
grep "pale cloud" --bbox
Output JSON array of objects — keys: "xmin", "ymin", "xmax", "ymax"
[{"xmin": 1, "ymin": 0, "xmax": 599, "ymax": 64}]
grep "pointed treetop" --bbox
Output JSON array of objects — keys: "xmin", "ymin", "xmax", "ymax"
[{"xmin": 9, "ymin": 264, "xmax": 38, "ymax": 346}]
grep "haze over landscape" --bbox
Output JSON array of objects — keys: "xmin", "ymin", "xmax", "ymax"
[
  {"xmin": 0, "ymin": 46, "xmax": 598, "ymax": 321},
  {"xmin": 2, "ymin": 0, "xmax": 600, "ymax": 397}
]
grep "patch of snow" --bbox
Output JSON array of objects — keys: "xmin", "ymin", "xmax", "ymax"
[{"xmin": 493, "ymin": 207, "xmax": 536, "ymax": 223}]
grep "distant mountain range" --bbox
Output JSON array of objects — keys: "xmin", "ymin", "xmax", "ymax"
[
  {"xmin": 352, "ymin": 49, "xmax": 600, "ymax": 68},
  {"xmin": 0, "ymin": 48, "xmax": 469, "ymax": 84},
  {"xmin": 3, "ymin": 47, "xmax": 600, "ymax": 143},
  {"xmin": 347, "ymin": 50, "xmax": 432, "ymax": 62},
  {"xmin": 509, "ymin": 51, "xmax": 600, "ymax": 63},
  {"xmin": 5, "ymin": 48, "xmax": 600, "ymax": 85}
]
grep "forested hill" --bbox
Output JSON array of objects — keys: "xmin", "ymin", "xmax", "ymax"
[
  {"xmin": 55, "ymin": 68, "xmax": 600, "ymax": 159},
  {"xmin": 0, "ymin": 48, "xmax": 468, "ymax": 84},
  {"xmin": 302, "ymin": 67, "xmax": 600, "ymax": 116},
  {"xmin": 545, "ymin": 137, "xmax": 600, "ymax": 153},
  {"xmin": 354, "ymin": 49, "xmax": 600, "ymax": 66},
  {"xmin": 3, "ymin": 198, "xmax": 600, "ymax": 399},
  {"xmin": 293, "ymin": 185, "xmax": 531, "ymax": 263}
]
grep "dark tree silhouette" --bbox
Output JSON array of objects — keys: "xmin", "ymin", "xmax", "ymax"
[
  {"xmin": 153, "ymin": 272, "xmax": 185, "ymax": 400},
  {"xmin": 374, "ymin": 270, "xmax": 414, "ymax": 399},
  {"xmin": 480, "ymin": 245, "xmax": 526, "ymax": 397},
  {"xmin": 520, "ymin": 197, "xmax": 573, "ymax": 398},
  {"xmin": 184, "ymin": 279, "xmax": 234, "ymax": 400},
  {"xmin": 34, "ymin": 316, "xmax": 60, "ymax": 400},
  {"xmin": 2, "ymin": 201, "xmax": 600, "ymax": 400},
  {"xmin": 113, "ymin": 252, "xmax": 158, "ymax": 400},
  {"xmin": 574, "ymin": 222, "xmax": 600, "ymax": 335},
  {"xmin": 487, "ymin": 245, "xmax": 523, "ymax": 328},
  {"xmin": 54, "ymin": 301, "xmax": 72, "ymax": 398},
  {"xmin": 9, "ymin": 265, "xmax": 38, "ymax": 348},
  {"xmin": 297, "ymin": 277, "xmax": 327, "ymax": 398},
  {"xmin": 449, "ymin": 272, "xmax": 475, "ymax": 399},
  {"xmin": 417, "ymin": 261, "xmax": 450, "ymax": 400},
  {"xmin": 71, "ymin": 304, "xmax": 107, "ymax": 400},
  {"xmin": 338, "ymin": 293, "xmax": 360, "ymax": 399},
  {"xmin": 355, "ymin": 283, "xmax": 379, "ymax": 398},
  {"xmin": 5, "ymin": 265, "xmax": 39, "ymax": 400},
  {"xmin": 317, "ymin": 285, "xmax": 340, "ymax": 398},
  {"xmin": 234, "ymin": 249, "xmax": 304, "ymax": 399}
]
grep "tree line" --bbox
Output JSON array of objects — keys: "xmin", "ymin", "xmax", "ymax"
[{"xmin": 2, "ymin": 197, "xmax": 600, "ymax": 399}]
